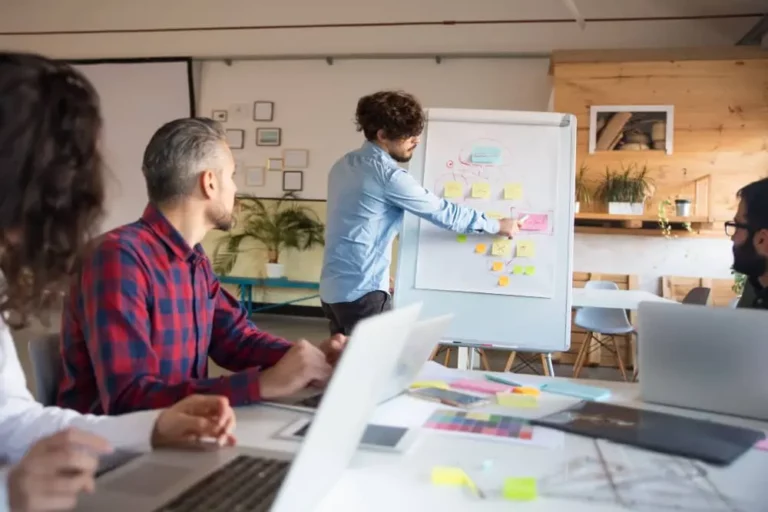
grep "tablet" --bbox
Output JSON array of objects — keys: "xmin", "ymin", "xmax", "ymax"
[{"xmin": 275, "ymin": 418, "xmax": 418, "ymax": 453}]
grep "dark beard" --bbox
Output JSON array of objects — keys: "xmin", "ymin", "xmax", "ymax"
[
  {"xmin": 390, "ymin": 151, "xmax": 412, "ymax": 163},
  {"xmin": 733, "ymin": 236, "xmax": 767, "ymax": 278},
  {"xmin": 208, "ymin": 208, "xmax": 233, "ymax": 231}
]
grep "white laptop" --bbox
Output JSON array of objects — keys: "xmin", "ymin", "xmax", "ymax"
[
  {"xmin": 638, "ymin": 301, "xmax": 768, "ymax": 421},
  {"xmin": 74, "ymin": 303, "xmax": 423, "ymax": 512},
  {"xmin": 266, "ymin": 314, "xmax": 453, "ymax": 412}
]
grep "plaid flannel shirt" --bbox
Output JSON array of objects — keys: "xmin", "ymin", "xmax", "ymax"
[{"xmin": 57, "ymin": 205, "xmax": 293, "ymax": 414}]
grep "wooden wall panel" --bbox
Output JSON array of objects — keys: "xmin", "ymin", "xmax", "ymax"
[
  {"xmin": 661, "ymin": 276, "xmax": 738, "ymax": 307},
  {"xmin": 552, "ymin": 57, "xmax": 768, "ymax": 224}
]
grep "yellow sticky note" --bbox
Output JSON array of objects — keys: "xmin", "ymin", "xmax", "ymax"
[
  {"xmin": 410, "ymin": 380, "xmax": 449, "ymax": 390},
  {"xmin": 524, "ymin": 266, "xmax": 536, "ymax": 276},
  {"xmin": 512, "ymin": 265, "xmax": 524, "ymax": 275},
  {"xmin": 475, "ymin": 243, "xmax": 487, "ymax": 254},
  {"xmin": 457, "ymin": 234, "xmax": 467, "ymax": 243},
  {"xmin": 513, "ymin": 386, "xmax": 541, "ymax": 396},
  {"xmin": 503, "ymin": 477, "xmax": 538, "ymax": 501},
  {"xmin": 432, "ymin": 467, "xmax": 468, "ymax": 486},
  {"xmin": 491, "ymin": 261, "xmax": 504, "ymax": 272},
  {"xmin": 516, "ymin": 240, "xmax": 535, "ymax": 258},
  {"xmin": 444, "ymin": 182, "xmax": 463, "ymax": 199},
  {"xmin": 504, "ymin": 183, "xmax": 523, "ymax": 200},
  {"xmin": 497, "ymin": 393, "xmax": 538, "ymax": 408},
  {"xmin": 491, "ymin": 238, "xmax": 512, "ymax": 257},
  {"xmin": 498, "ymin": 276, "xmax": 510, "ymax": 287},
  {"xmin": 471, "ymin": 182, "xmax": 491, "ymax": 199},
  {"xmin": 486, "ymin": 211, "xmax": 503, "ymax": 220},
  {"xmin": 465, "ymin": 412, "xmax": 492, "ymax": 421}
]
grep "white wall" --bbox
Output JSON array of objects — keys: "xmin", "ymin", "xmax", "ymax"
[{"xmin": 199, "ymin": 58, "xmax": 734, "ymax": 291}]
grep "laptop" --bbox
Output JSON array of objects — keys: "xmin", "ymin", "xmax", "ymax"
[
  {"xmin": 266, "ymin": 314, "xmax": 453, "ymax": 413},
  {"xmin": 74, "ymin": 303, "xmax": 423, "ymax": 512},
  {"xmin": 637, "ymin": 301, "xmax": 768, "ymax": 421}
]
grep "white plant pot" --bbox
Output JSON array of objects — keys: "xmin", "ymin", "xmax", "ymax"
[
  {"xmin": 608, "ymin": 202, "xmax": 644, "ymax": 215},
  {"xmin": 574, "ymin": 201, "xmax": 580, "ymax": 214},
  {"xmin": 265, "ymin": 263, "xmax": 285, "ymax": 278}
]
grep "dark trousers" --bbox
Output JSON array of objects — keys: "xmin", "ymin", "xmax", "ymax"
[{"xmin": 321, "ymin": 291, "xmax": 392, "ymax": 336}]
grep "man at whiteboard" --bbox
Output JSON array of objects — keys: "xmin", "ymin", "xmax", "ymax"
[{"xmin": 319, "ymin": 90, "xmax": 520, "ymax": 335}]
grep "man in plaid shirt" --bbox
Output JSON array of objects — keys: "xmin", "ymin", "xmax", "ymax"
[{"xmin": 57, "ymin": 118, "xmax": 344, "ymax": 414}]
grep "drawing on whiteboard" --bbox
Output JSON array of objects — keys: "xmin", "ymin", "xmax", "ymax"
[{"xmin": 415, "ymin": 122, "xmax": 560, "ymax": 298}]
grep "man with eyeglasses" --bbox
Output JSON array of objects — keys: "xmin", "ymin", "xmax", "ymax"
[{"xmin": 726, "ymin": 177, "xmax": 768, "ymax": 309}]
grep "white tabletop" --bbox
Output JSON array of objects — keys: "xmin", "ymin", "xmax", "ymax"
[
  {"xmin": 572, "ymin": 288, "xmax": 676, "ymax": 310},
  {"xmin": 234, "ymin": 364, "xmax": 767, "ymax": 512}
]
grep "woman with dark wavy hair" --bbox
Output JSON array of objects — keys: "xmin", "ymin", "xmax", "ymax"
[{"xmin": 0, "ymin": 52, "xmax": 237, "ymax": 512}]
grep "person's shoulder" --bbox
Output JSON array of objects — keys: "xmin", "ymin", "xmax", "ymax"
[{"xmin": 84, "ymin": 222, "xmax": 151, "ymax": 270}]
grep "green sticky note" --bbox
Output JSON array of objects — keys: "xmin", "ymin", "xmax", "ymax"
[
  {"xmin": 503, "ymin": 477, "xmax": 538, "ymax": 501},
  {"xmin": 524, "ymin": 266, "xmax": 536, "ymax": 276},
  {"xmin": 512, "ymin": 265, "xmax": 524, "ymax": 275},
  {"xmin": 456, "ymin": 234, "xmax": 467, "ymax": 243}
]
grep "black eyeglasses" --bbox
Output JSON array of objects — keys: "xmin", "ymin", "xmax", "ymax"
[{"xmin": 725, "ymin": 221, "xmax": 750, "ymax": 236}]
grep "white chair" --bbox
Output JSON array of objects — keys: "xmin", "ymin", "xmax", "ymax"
[{"xmin": 27, "ymin": 333, "xmax": 62, "ymax": 406}]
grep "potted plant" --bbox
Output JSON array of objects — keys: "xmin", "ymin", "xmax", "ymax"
[
  {"xmin": 212, "ymin": 193, "xmax": 325, "ymax": 278},
  {"xmin": 574, "ymin": 164, "xmax": 592, "ymax": 214},
  {"xmin": 732, "ymin": 267, "xmax": 746, "ymax": 296},
  {"xmin": 597, "ymin": 164, "xmax": 653, "ymax": 215},
  {"xmin": 674, "ymin": 197, "xmax": 692, "ymax": 217},
  {"xmin": 657, "ymin": 197, "xmax": 693, "ymax": 239}
]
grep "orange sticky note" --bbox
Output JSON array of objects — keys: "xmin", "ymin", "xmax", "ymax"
[
  {"xmin": 516, "ymin": 240, "xmax": 535, "ymax": 258},
  {"xmin": 513, "ymin": 386, "xmax": 540, "ymax": 396},
  {"xmin": 498, "ymin": 276, "xmax": 510, "ymax": 287},
  {"xmin": 504, "ymin": 183, "xmax": 523, "ymax": 200},
  {"xmin": 491, "ymin": 261, "xmax": 504, "ymax": 272},
  {"xmin": 471, "ymin": 182, "xmax": 491, "ymax": 199},
  {"xmin": 475, "ymin": 243, "xmax": 487, "ymax": 254},
  {"xmin": 444, "ymin": 182, "xmax": 463, "ymax": 199}
]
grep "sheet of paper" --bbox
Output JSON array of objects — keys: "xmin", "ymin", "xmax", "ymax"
[
  {"xmin": 471, "ymin": 182, "xmax": 491, "ymax": 199},
  {"xmin": 516, "ymin": 240, "xmax": 535, "ymax": 258},
  {"xmin": 491, "ymin": 261, "xmax": 504, "ymax": 272},
  {"xmin": 409, "ymin": 380, "xmax": 449, "ymax": 390},
  {"xmin": 475, "ymin": 243, "xmax": 487, "ymax": 254},
  {"xmin": 491, "ymin": 238, "xmax": 512, "ymax": 257},
  {"xmin": 504, "ymin": 183, "xmax": 523, "ymax": 200},
  {"xmin": 456, "ymin": 234, "xmax": 467, "ymax": 243},
  {"xmin": 443, "ymin": 181, "xmax": 463, "ymax": 199}
]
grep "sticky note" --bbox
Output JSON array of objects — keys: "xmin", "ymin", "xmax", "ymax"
[
  {"xmin": 491, "ymin": 238, "xmax": 512, "ymax": 257},
  {"xmin": 497, "ymin": 393, "xmax": 538, "ymax": 408},
  {"xmin": 471, "ymin": 146, "xmax": 501, "ymax": 164},
  {"xmin": 475, "ymin": 243, "xmax": 487, "ymax": 254},
  {"xmin": 498, "ymin": 276, "xmax": 510, "ymax": 287},
  {"xmin": 524, "ymin": 266, "xmax": 536, "ymax": 276},
  {"xmin": 486, "ymin": 211, "xmax": 503, "ymax": 220},
  {"xmin": 456, "ymin": 234, "xmax": 467, "ymax": 243},
  {"xmin": 410, "ymin": 380, "xmax": 450, "ymax": 390},
  {"xmin": 754, "ymin": 438, "xmax": 768, "ymax": 451},
  {"xmin": 444, "ymin": 182, "xmax": 463, "ymax": 199},
  {"xmin": 513, "ymin": 386, "xmax": 541, "ymax": 396},
  {"xmin": 516, "ymin": 240, "xmax": 535, "ymax": 258},
  {"xmin": 503, "ymin": 477, "xmax": 538, "ymax": 501},
  {"xmin": 452, "ymin": 379, "xmax": 514, "ymax": 394},
  {"xmin": 432, "ymin": 467, "xmax": 468, "ymax": 486},
  {"xmin": 504, "ymin": 183, "xmax": 523, "ymax": 200},
  {"xmin": 491, "ymin": 261, "xmax": 504, "ymax": 272},
  {"xmin": 471, "ymin": 182, "xmax": 491, "ymax": 199},
  {"xmin": 519, "ymin": 213, "xmax": 549, "ymax": 232},
  {"xmin": 512, "ymin": 265, "xmax": 524, "ymax": 275}
]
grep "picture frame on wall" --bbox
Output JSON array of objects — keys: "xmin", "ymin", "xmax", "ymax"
[
  {"xmin": 253, "ymin": 101, "xmax": 274, "ymax": 122},
  {"xmin": 256, "ymin": 127, "xmax": 281, "ymax": 146},
  {"xmin": 245, "ymin": 166, "xmax": 266, "ymax": 187},
  {"xmin": 212, "ymin": 110, "xmax": 228, "ymax": 122},
  {"xmin": 283, "ymin": 149, "xmax": 309, "ymax": 169},
  {"xmin": 282, "ymin": 170, "xmax": 303, "ymax": 192},
  {"xmin": 226, "ymin": 129, "xmax": 245, "ymax": 150},
  {"xmin": 267, "ymin": 157, "xmax": 283, "ymax": 171}
]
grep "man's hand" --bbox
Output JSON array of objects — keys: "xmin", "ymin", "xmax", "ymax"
[
  {"xmin": 8, "ymin": 428, "xmax": 112, "ymax": 512},
  {"xmin": 152, "ymin": 395, "xmax": 237, "ymax": 449},
  {"xmin": 498, "ymin": 218, "xmax": 522, "ymax": 238},
  {"xmin": 259, "ymin": 340, "xmax": 332, "ymax": 399},
  {"xmin": 318, "ymin": 334, "xmax": 347, "ymax": 366}
]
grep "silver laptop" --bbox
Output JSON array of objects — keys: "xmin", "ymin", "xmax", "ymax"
[
  {"xmin": 267, "ymin": 314, "xmax": 453, "ymax": 412},
  {"xmin": 74, "ymin": 303, "xmax": 423, "ymax": 512},
  {"xmin": 638, "ymin": 301, "xmax": 768, "ymax": 421}
]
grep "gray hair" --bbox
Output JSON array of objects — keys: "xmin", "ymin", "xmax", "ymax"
[{"xmin": 141, "ymin": 117, "xmax": 227, "ymax": 204}]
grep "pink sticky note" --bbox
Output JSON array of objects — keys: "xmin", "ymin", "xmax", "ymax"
[
  {"xmin": 754, "ymin": 438, "xmax": 768, "ymax": 451},
  {"xmin": 451, "ymin": 379, "xmax": 515, "ymax": 394},
  {"xmin": 519, "ymin": 213, "xmax": 549, "ymax": 233}
]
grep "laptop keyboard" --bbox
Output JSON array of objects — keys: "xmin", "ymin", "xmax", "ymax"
[{"xmin": 153, "ymin": 455, "xmax": 290, "ymax": 512}]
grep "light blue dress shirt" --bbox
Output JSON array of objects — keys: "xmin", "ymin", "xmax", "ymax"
[{"xmin": 320, "ymin": 141, "xmax": 500, "ymax": 304}]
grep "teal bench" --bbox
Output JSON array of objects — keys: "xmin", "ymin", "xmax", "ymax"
[{"xmin": 217, "ymin": 275, "xmax": 320, "ymax": 316}]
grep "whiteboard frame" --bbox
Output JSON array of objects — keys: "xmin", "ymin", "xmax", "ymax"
[{"xmin": 394, "ymin": 108, "xmax": 576, "ymax": 352}]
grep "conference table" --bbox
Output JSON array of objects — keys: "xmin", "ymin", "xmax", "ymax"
[{"xmin": 234, "ymin": 363, "xmax": 767, "ymax": 511}]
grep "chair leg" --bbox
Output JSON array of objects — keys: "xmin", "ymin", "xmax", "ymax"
[
  {"xmin": 503, "ymin": 352, "xmax": 517, "ymax": 372},
  {"xmin": 610, "ymin": 336, "xmax": 628, "ymax": 382},
  {"xmin": 630, "ymin": 335, "xmax": 639, "ymax": 382},
  {"xmin": 478, "ymin": 349, "xmax": 491, "ymax": 371},
  {"xmin": 443, "ymin": 348, "xmax": 452, "ymax": 366},
  {"xmin": 540, "ymin": 354, "xmax": 551, "ymax": 376},
  {"xmin": 429, "ymin": 345, "xmax": 440, "ymax": 361},
  {"xmin": 572, "ymin": 332, "xmax": 592, "ymax": 378}
]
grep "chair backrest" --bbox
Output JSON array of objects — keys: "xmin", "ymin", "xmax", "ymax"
[
  {"xmin": 27, "ymin": 333, "xmax": 62, "ymax": 406},
  {"xmin": 682, "ymin": 286, "xmax": 711, "ymax": 305},
  {"xmin": 574, "ymin": 280, "xmax": 633, "ymax": 332},
  {"xmin": 729, "ymin": 296, "xmax": 741, "ymax": 309}
]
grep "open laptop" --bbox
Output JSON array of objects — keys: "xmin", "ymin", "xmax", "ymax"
[
  {"xmin": 74, "ymin": 303, "xmax": 423, "ymax": 512},
  {"xmin": 638, "ymin": 301, "xmax": 768, "ymax": 421},
  {"xmin": 265, "ymin": 314, "xmax": 454, "ymax": 413}
]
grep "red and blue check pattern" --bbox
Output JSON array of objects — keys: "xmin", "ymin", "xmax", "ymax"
[{"xmin": 57, "ymin": 205, "xmax": 293, "ymax": 414}]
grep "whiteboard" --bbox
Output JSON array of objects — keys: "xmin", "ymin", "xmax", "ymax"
[{"xmin": 394, "ymin": 109, "xmax": 576, "ymax": 352}]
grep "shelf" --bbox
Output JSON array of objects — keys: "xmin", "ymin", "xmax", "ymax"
[
  {"xmin": 575, "ymin": 213, "xmax": 709, "ymax": 223},
  {"xmin": 574, "ymin": 212, "xmax": 721, "ymax": 237},
  {"xmin": 574, "ymin": 226, "xmax": 724, "ymax": 238}
]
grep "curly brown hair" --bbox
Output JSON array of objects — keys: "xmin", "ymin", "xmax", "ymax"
[
  {"xmin": 355, "ymin": 90, "xmax": 425, "ymax": 142},
  {"xmin": 0, "ymin": 52, "xmax": 105, "ymax": 327}
]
